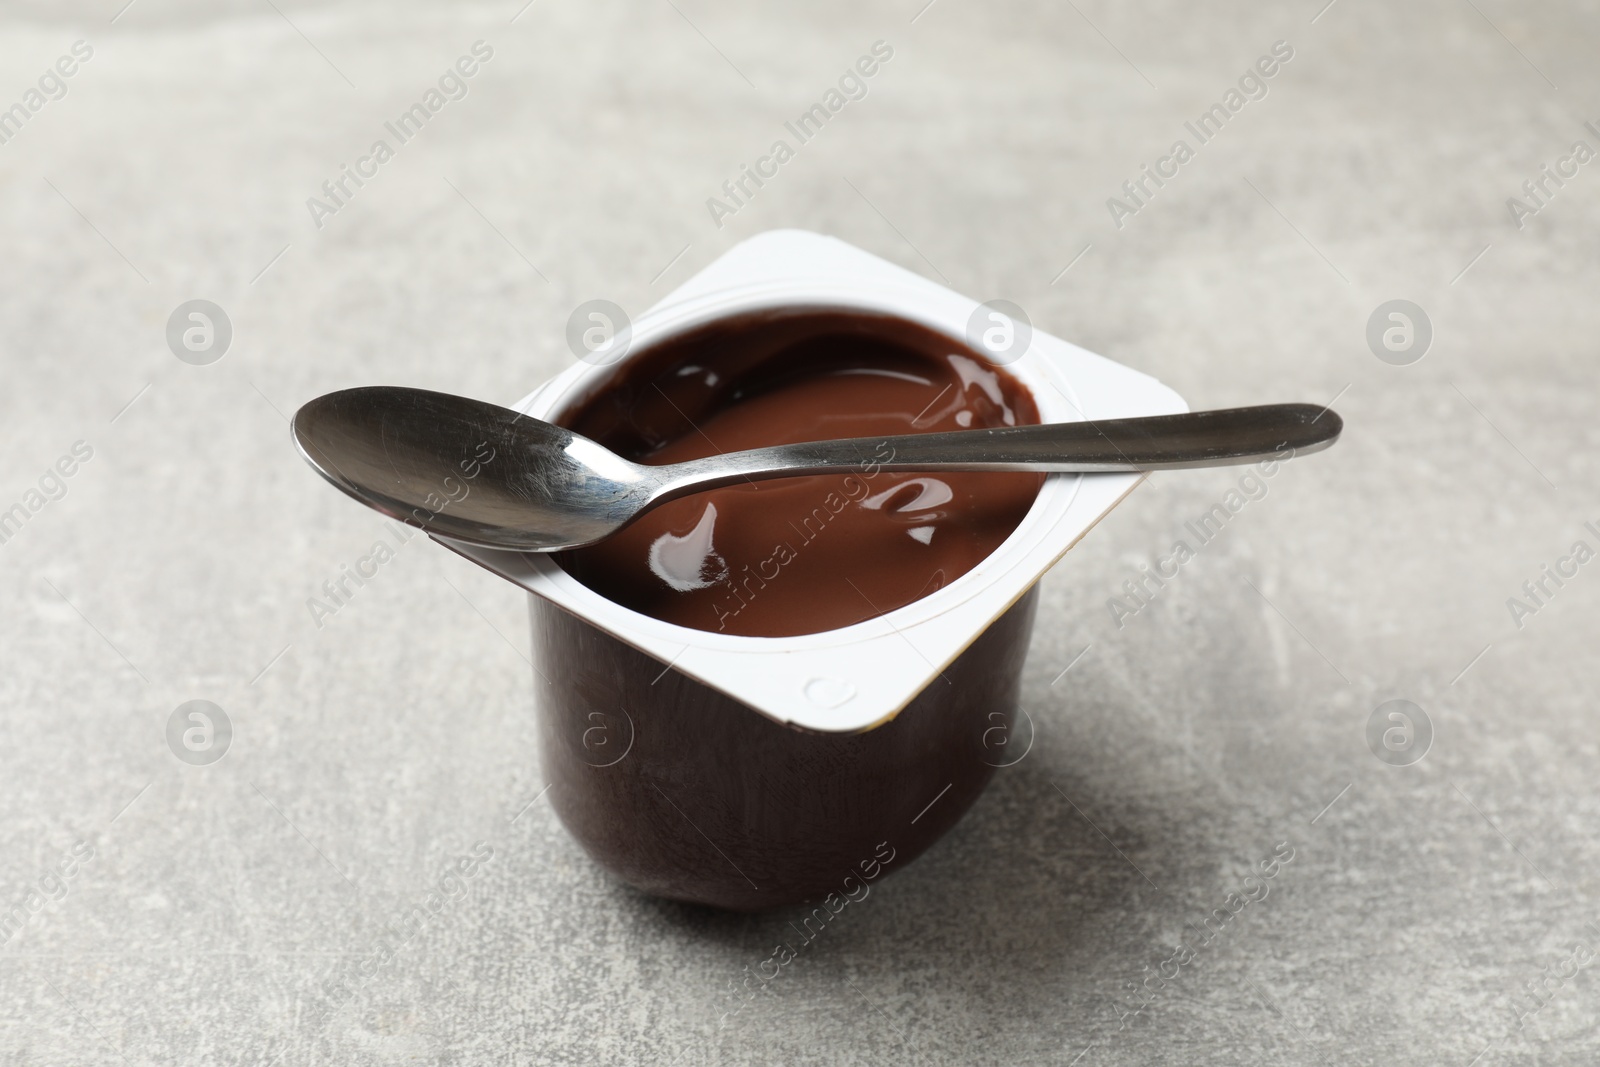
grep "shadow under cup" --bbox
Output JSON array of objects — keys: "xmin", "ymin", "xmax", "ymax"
[{"xmin": 530, "ymin": 306, "xmax": 1046, "ymax": 911}]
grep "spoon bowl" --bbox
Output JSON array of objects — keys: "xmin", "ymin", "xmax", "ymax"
[{"xmin": 292, "ymin": 387, "xmax": 657, "ymax": 551}]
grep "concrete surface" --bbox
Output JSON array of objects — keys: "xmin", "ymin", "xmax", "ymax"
[{"xmin": 2, "ymin": 0, "xmax": 1599, "ymax": 1063}]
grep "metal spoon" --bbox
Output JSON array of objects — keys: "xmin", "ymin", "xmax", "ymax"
[{"xmin": 291, "ymin": 386, "xmax": 1341, "ymax": 553}]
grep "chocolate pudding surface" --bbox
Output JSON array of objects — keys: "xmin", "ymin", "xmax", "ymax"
[{"xmin": 554, "ymin": 308, "xmax": 1043, "ymax": 637}]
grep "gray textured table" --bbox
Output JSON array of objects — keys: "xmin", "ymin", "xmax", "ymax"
[{"xmin": 3, "ymin": 1, "xmax": 1598, "ymax": 1063}]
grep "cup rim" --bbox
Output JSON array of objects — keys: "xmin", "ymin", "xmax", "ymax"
[{"xmin": 445, "ymin": 228, "xmax": 1183, "ymax": 731}]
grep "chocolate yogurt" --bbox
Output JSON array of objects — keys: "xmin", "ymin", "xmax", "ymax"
[
  {"xmin": 334, "ymin": 231, "xmax": 1186, "ymax": 911},
  {"xmin": 555, "ymin": 308, "xmax": 1044, "ymax": 637}
]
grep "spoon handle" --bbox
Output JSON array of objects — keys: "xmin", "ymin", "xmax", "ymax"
[{"xmin": 656, "ymin": 403, "xmax": 1340, "ymax": 497}]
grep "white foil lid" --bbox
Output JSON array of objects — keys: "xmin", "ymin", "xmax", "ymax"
[{"xmin": 448, "ymin": 230, "xmax": 1186, "ymax": 733}]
